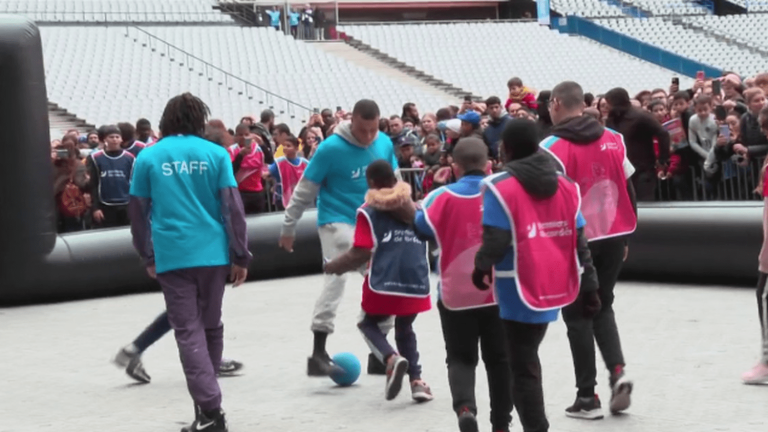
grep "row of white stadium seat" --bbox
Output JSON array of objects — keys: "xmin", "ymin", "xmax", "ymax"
[
  {"xmin": 550, "ymin": 0, "xmax": 626, "ymax": 18},
  {"xmin": 687, "ymin": 14, "xmax": 768, "ymax": 52},
  {"xmin": 625, "ymin": 0, "xmax": 710, "ymax": 16},
  {"xmin": 1, "ymin": 0, "xmax": 234, "ymax": 23},
  {"xmin": 338, "ymin": 22, "xmax": 693, "ymax": 97},
  {"xmin": 598, "ymin": 17, "xmax": 763, "ymax": 77}
]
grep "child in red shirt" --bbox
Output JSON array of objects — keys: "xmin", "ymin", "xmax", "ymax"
[
  {"xmin": 504, "ymin": 77, "xmax": 538, "ymax": 111},
  {"xmin": 324, "ymin": 160, "xmax": 433, "ymax": 403}
]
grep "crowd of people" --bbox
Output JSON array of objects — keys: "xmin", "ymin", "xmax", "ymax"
[{"xmin": 50, "ymin": 71, "xmax": 768, "ymax": 234}]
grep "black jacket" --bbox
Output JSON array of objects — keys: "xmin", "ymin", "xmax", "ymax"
[
  {"xmin": 482, "ymin": 115, "xmax": 510, "ymax": 159},
  {"xmin": 740, "ymin": 112, "xmax": 768, "ymax": 158},
  {"xmin": 606, "ymin": 107, "xmax": 670, "ymax": 172},
  {"xmin": 474, "ymin": 151, "xmax": 598, "ymax": 293}
]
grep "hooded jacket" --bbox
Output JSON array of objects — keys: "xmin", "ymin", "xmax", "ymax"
[
  {"xmin": 324, "ymin": 181, "xmax": 415, "ymax": 275},
  {"xmin": 474, "ymin": 151, "xmax": 598, "ymax": 294},
  {"xmin": 606, "ymin": 107, "xmax": 670, "ymax": 173},
  {"xmin": 250, "ymin": 122, "xmax": 275, "ymax": 164}
]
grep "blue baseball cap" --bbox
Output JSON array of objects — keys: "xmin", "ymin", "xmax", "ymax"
[{"xmin": 457, "ymin": 111, "xmax": 481, "ymax": 126}]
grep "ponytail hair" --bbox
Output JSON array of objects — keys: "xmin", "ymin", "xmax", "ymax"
[{"xmin": 159, "ymin": 92, "xmax": 211, "ymax": 138}]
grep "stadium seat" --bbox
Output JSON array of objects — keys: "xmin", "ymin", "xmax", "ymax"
[
  {"xmin": 0, "ymin": 0, "xmax": 234, "ymax": 23},
  {"xmin": 339, "ymin": 22, "xmax": 693, "ymax": 97}
]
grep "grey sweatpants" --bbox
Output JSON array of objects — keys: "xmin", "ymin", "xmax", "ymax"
[
  {"xmin": 157, "ymin": 265, "xmax": 230, "ymax": 412},
  {"xmin": 314, "ymin": 223, "xmax": 393, "ymax": 335}
]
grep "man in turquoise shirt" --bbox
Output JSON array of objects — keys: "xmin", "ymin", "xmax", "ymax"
[
  {"xmin": 279, "ymin": 99, "xmax": 399, "ymax": 377},
  {"xmin": 129, "ymin": 93, "xmax": 251, "ymax": 432}
]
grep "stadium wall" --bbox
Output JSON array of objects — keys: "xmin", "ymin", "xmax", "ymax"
[{"xmin": 554, "ymin": 16, "xmax": 722, "ymax": 79}]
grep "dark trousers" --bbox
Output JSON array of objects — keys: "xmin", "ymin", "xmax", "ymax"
[
  {"xmin": 358, "ymin": 313, "xmax": 422, "ymax": 380},
  {"xmin": 240, "ymin": 190, "xmax": 266, "ymax": 215},
  {"xmin": 99, "ymin": 204, "xmax": 130, "ymax": 228},
  {"xmin": 133, "ymin": 311, "xmax": 173, "ymax": 353},
  {"xmin": 503, "ymin": 320, "xmax": 549, "ymax": 432},
  {"xmin": 438, "ymin": 301, "xmax": 512, "ymax": 431},
  {"xmin": 757, "ymin": 272, "xmax": 768, "ymax": 362},
  {"xmin": 632, "ymin": 169, "xmax": 656, "ymax": 202},
  {"xmin": 157, "ymin": 265, "xmax": 229, "ymax": 411},
  {"xmin": 563, "ymin": 237, "xmax": 626, "ymax": 392}
]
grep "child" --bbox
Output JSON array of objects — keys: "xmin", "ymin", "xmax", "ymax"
[
  {"xmin": 324, "ymin": 160, "xmax": 433, "ymax": 403},
  {"xmin": 422, "ymin": 133, "xmax": 442, "ymax": 168},
  {"xmin": 230, "ymin": 123, "xmax": 266, "ymax": 214},
  {"xmin": 743, "ymin": 105, "xmax": 768, "ymax": 385},
  {"xmin": 415, "ymin": 137, "xmax": 512, "ymax": 432},
  {"xmin": 268, "ymin": 135, "xmax": 309, "ymax": 211},
  {"xmin": 475, "ymin": 119, "xmax": 599, "ymax": 429},
  {"xmin": 688, "ymin": 95, "xmax": 718, "ymax": 173},
  {"xmin": 735, "ymin": 88, "xmax": 768, "ymax": 159},
  {"xmin": 87, "ymin": 124, "xmax": 135, "ymax": 228},
  {"xmin": 504, "ymin": 77, "xmax": 538, "ymax": 111}
]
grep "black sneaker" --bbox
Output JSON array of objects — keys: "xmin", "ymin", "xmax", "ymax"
[
  {"xmin": 367, "ymin": 353, "xmax": 386, "ymax": 375},
  {"xmin": 217, "ymin": 358, "xmax": 244, "ymax": 376},
  {"xmin": 565, "ymin": 394, "xmax": 604, "ymax": 420},
  {"xmin": 307, "ymin": 352, "xmax": 344, "ymax": 377},
  {"xmin": 112, "ymin": 346, "xmax": 151, "ymax": 384},
  {"xmin": 609, "ymin": 367, "xmax": 633, "ymax": 414},
  {"xmin": 457, "ymin": 407, "xmax": 479, "ymax": 432},
  {"xmin": 181, "ymin": 407, "xmax": 227, "ymax": 432}
]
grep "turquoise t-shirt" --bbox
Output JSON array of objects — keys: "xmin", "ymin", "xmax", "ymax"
[
  {"xmin": 130, "ymin": 135, "xmax": 237, "ymax": 274},
  {"xmin": 302, "ymin": 132, "xmax": 398, "ymax": 227}
]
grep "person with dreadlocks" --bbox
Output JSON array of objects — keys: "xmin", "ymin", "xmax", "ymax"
[{"xmin": 127, "ymin": 92, "xmax": 251, "ymax": 432}]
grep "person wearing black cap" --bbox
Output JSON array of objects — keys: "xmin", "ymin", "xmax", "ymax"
[
  {"xmin": 396, "ymin": 134, "xmax": 418, "ymax": 169},
  {"xmin": 473, "ymin": 119, "xmax": 599, "ymax": 432},
  {"xmin": 86, "ymin": 124, "xmax": 134, "ymax": 228}
]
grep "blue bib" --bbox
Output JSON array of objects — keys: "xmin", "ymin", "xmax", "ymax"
[
  {"xmin": 361, "ymin": 206, "xmax": 430, "ymax": 297},
  {"xmin": 92, "ymin": 150, "xmax": 134, "ymax": 205}
]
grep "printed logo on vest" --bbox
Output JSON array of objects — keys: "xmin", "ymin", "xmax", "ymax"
[
  {"xmin": 382, "ymin": 229, "xmax": 422, "ymax": 244},
  {"xmin": 528, "ymin": 220, "xmax": 572, "ymax": 238},
  {"xmin": 382, "ymin": 231, "xmax": 393, "ymax": 243},
  {"xmin": 600, "ymin": 141, "xmax": 619, "ymax": 151}
]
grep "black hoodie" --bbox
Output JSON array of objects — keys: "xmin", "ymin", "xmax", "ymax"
[
  {"xmin": 605, "ymin": 107, "xmax": 670, "ymax": 173},
  {"xmin": 474, "ymin": 151, "xmax": 598, "ymax": 294}
]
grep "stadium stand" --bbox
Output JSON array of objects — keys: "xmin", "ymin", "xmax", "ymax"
[
  {"xmin": 40, "ymin": 27, "xmax": 287, "ymax": 130},
  {"xmin": 0, "ymin": 0, "xmax": 233, "ymax": 23},
  {"xmin": 136, "ymin": 26, "xmax": 454, "ymax": 123},
  {"xmin": 598, "ymin": 17, "xmax": 764, "ymax": 76},
  {"xmin": 549, "ymin": 0, "xmax": 625, "ymax": 17},
  {"xmin": 687, "ymin": 14, "xmax": 768, "ymax": 51},
  {"xmin": 338, "ymin": 22, "xmax": 692, "ymax": 97},
  {"xmin": 624, "ymin": 0, "xmax": 710, "ymax": 16},
  {"xmin": 728, "ymin": 0, "xmax": 768, "ymax": 12}
]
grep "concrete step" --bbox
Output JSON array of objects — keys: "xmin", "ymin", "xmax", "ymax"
[
  {"xmin": 308, "ymin": 41, "xmax": 458, "ymax": 102},
  {"xmin": 48, "ymin": 102, "xmax": 93, "ymax": 140}
]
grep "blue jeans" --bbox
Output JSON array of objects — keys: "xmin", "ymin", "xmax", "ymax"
[{"xmin": 133, "ymin": 311, "xmax": 172, "ymax": 352}]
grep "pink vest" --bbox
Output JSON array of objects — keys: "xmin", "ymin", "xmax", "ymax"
[
  {"xmin": 229, "ymin": 144, "xmax": 265, "ymax": 192},
  {"xmin": 276, "ymin": 157, "xmax": 308, "ymax": 207},
  {"xmin": 486, "ymin": 175, "xmax": 581, "ymax": 311},
  {"xmin": 423, "ymin": 189, "xmax": 496, "ymax": 310},
  {"xmin": 543, "ymin": 129, "xmax": 637, "ymax": 241}
]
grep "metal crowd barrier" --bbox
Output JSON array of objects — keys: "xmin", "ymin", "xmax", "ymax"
[{"xmin": 655, "ymin": 157, "xmax": 765, "ymax": 202}]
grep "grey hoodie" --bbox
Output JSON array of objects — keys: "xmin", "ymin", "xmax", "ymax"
[{"xmin": 280, "ymin": 122, "xmax": 400, "ymax": 237}]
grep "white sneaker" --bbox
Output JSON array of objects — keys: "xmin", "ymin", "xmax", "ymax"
[{"xmin": 741, "ymin": 362, "xmax": 768, "ymax": 385}]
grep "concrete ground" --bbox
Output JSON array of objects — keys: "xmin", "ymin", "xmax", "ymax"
[{"xmin": 2, "ymin": 275, "xmax": 767, "ymax": 432}]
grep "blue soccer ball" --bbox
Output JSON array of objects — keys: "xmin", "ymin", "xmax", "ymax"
[{"xmin": 330, "ymin": 352, "xmax": 361, "ymax": 387}]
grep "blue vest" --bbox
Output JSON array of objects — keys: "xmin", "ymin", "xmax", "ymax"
[
  {"xmin": 361, "ymin": 206, "xmax": 430, "ymax": 297},
  {"xmin": 92, "ymin": 150, "xmax": 134, "ymax": 205}
]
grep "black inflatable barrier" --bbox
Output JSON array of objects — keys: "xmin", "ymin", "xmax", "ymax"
[
  {"xmin": 0, "ymin": 211, "xmax": 322, "ymax": 305},
  {"xmin": 622, "ymin": 202, "xmax": 762, "ymax": 285}
]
